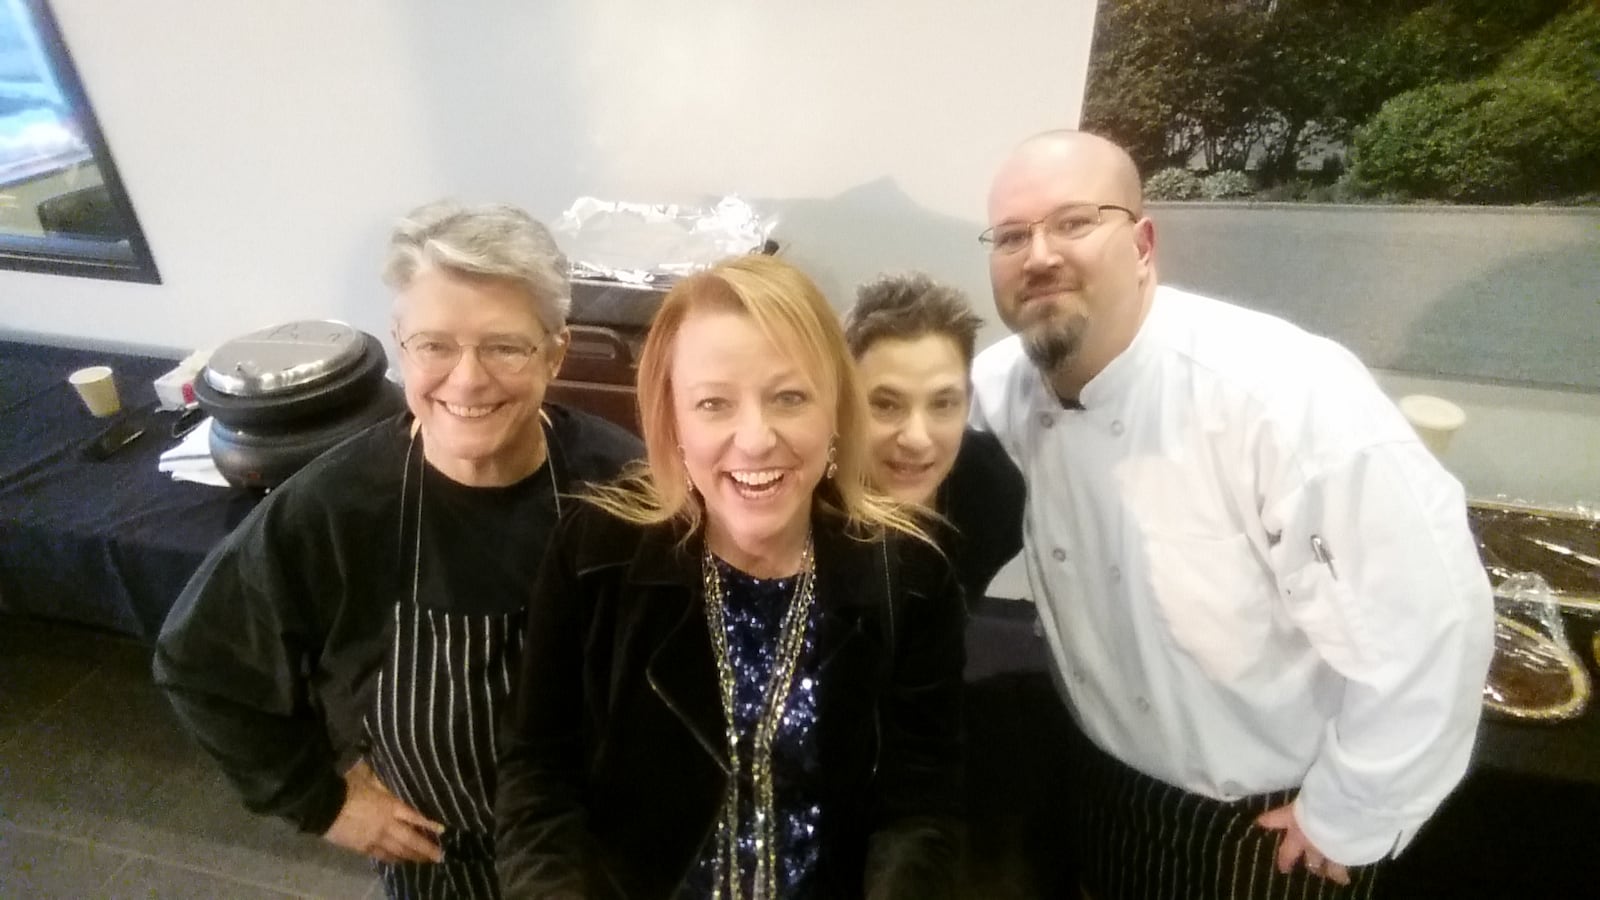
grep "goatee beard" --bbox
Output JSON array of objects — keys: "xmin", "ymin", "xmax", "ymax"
[{"xmin": 1022, "ymin": 314, "xmax": 1086, "ymax": 374}]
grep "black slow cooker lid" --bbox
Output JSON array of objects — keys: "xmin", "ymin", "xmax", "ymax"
[{"xmin": 203, "ymin": 320, "xmax": 366, "ymax": 397}]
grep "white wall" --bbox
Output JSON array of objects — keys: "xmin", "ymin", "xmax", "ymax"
[{"xmin": 0, "ymin": 0, "xmax": 1094, "ymax": 353}]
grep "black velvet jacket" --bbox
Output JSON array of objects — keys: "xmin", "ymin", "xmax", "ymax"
[
  {"xmin": 495, "ymin": 503, "xmax": 967, "ymax": 900},
  {"xmin": 937, "ymin": 428, "xmax": 1026, "ymax": 605}
]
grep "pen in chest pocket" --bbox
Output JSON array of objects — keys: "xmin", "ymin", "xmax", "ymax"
[{"xmin": 1310, "ymin": 534, "xmax": 1339, "ymax": 580}]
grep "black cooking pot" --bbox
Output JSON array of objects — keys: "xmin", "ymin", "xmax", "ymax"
[
  {"xmin": 196, "ymin": 320, "xmax": 402, "ymax": 489},
  {"xmin": 195, "ymin": 331, "xmax": 390, "ymax": 428},
  {"xmin": 208, "ymin": 381, "xmax": 404, "ymax": 490}
]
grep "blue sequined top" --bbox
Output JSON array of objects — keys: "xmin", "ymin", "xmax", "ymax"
[{"xmin": 685, "ymin": 557, "xmax": 824, "ymax": 898}]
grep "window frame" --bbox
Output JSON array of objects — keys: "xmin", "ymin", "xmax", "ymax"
[{"xmin": 0, "ymin": 0, "xmax": 160, "ymax": 284}]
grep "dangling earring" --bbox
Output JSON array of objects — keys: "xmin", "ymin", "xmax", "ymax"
[
  {"xmin": 680, "ymin": 445, "xmax": 697, "ymax": 493},
  {"xmin": 824, "ymin": 436, "xmax": 838, "ymax": 480}
]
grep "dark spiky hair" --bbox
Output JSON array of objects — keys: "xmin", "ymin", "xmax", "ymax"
[{"xmin": 844, "ymin": 272, "xmax": 983, "ymax": 367}]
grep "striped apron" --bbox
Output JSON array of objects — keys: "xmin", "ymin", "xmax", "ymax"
[
  {"xmin": 1063, "ymin": 716, "xmax": 1386, "ymax": 900},
  {"xmin": 360, "ymin": 427, "xmax": 551, "ymax": 899},
  {"xmin": 365, "ymin": 600, "xmax": 525, "ymax": 899}
]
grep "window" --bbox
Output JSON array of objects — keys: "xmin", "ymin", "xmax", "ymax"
[{"xmin": 0, "ymin": 0, "xmax": 158, "ymax": 282}]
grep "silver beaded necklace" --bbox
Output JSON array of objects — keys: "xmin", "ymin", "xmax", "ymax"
[{"xmin": 700, "ymin": 534, "xmax": 817, "ymax": 900}]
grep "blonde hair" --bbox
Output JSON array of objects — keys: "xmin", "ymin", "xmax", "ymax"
[{"xmin": 586, "ymin": 254, "xmax": 928, "ymax": 545}]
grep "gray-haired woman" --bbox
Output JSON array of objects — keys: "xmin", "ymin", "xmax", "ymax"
[{"xmin": 155, "ymin": 200, "xmax": 641, "ymax": 899}]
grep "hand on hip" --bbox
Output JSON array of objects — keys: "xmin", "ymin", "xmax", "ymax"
[{"xmin": 323, "ymin": 759, "xmax": 445, "ymax": 864}]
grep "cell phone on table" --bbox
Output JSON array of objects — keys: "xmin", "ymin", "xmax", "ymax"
[
  {"xmin": 83, "ymin": 415, "xmax": 147, "ymax": 460},
  {"xmin": 171, "ymin": 405, "xmax": 205, "ymax": 439}
]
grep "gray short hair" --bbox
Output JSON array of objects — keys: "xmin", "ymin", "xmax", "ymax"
[{"xmin": 383, "ymin": 200, "xmax": 571, "ymax": 334}]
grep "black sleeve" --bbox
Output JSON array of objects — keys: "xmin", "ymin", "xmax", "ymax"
[
  {"xmin": 495, "ymin": 509, "xmax": 597, "ymax": 899},
  {"xmin": 978, "ymin": 430, "xmax": 1026, "ymax": 572},
  {"xmin": 946, "ymin": 429, "xmax": 1026, "ymax": 601},
  {"xmin": 864, "ymin": 538, "xmax": 967, "ymax": 900},
  {"xmin": 151, "ymin": 491, "xmax": 348, "ymax": 834},
  {"xmin": 549, "ymin": 405, "xmax": 644, "ymax": 486}
]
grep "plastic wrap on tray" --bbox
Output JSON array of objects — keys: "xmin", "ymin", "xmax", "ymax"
[
  {"xmin": 1467, "ymin": 497, "xmax": 1600, "ymax": 616},
  {"xmin": 1483, "ymin": 573, "xmax": 1590, "ymax": 722},
  {"xmin": 553, "ymin": 196, "xmax": 777, "ymax": 286}
]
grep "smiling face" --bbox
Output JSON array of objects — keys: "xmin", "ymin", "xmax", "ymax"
[
  {"xmin": 393, "ymin": 266, "xmax": 566, "ymax": 486},
  {"xmin": 987, "ymin": 133, "xmax": 1155, "ymax": 395},
  {"xmin": 856, "ymin": 333, "xmax": 969, "ymax": 507},
  {"xmin": 670, "ymin": 308, "xmax": 833, "ymax": 571}
]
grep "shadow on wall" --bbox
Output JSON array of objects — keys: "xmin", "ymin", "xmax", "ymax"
[
  {"xmin": 379, "ymin": 6, "xmax": 1005, "ymax": 342},
  {"xmin": 397, "ymin": 2, "xmax": 588, "ymax": 216},
  {"xmin": 323, "ymin": 1, "xmax": 591, "ymax": 355},
  {"xmin": 1394, "ymin": 240, "xmax": 1600, "ymax": 392},
  {"xmin": 757, "ymin": 177, "xmax": 999, "ymax": 335}
]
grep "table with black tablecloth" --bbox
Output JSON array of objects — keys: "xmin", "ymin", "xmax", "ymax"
[
  {"xmin": 1389, "ymin": 610, "xmax": 1600, "ymax": 896},
  {"xmin": 0, "ymin": 340, "xmax": 255, "ymax": 637}
]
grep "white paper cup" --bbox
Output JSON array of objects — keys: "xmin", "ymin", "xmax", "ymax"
[
  {"xmin": 68, "ymin": 365, "xmax": 122, "ymax": 417},
  {"xmin": 1399, "ymin": 394, "xmax": 1466, "ymax": 457}
]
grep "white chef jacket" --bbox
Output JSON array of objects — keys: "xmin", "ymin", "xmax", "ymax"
[{"xmin": 970, "ymin": 285, "xmax": 1493, "ymax": 866}]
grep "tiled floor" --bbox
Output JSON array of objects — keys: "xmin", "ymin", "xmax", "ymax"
[{"xmin": 0, "ymin": 614, "xmax": 379, "ymax": 899}]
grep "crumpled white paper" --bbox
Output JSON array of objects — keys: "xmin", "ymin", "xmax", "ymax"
[{"xmin": 157, "ymin": 416, "xmax": 229, "ymax": 487}]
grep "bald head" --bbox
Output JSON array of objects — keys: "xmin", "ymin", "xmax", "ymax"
[
  {"xmin": 984, "ymin": 129, "xmax": 1158, "ymax": 402},
  {"xmin": 988, "ymin": 130, "xmax": 1144, "ymax": 222}
]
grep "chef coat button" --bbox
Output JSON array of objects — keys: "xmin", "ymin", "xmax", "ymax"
[
  {"xmin": 1134, "ymin": 696, "xmax": 1151, "ymax": 713},
  {"xmin": 1109, "ymin": 565, "xmax": 1122, "ymax": 583},
  {"xmin": 1111, "ymin": 419, "xmax": 1125, "ymax": 436},
  {"xmin": 1040, "ymin": 413, "xmax": 1055, "ymax": 428},
  {"xmin": 1052, "ymin": 547, "xmax": 1067, "ymax": 562}
]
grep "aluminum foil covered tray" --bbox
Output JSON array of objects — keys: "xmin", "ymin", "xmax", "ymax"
[{"xmin": 553, "ymin": 195, "xmax": 776, "ymax": 286}]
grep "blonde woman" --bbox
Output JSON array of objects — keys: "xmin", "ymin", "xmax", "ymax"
[{"xmin": 495, "ymin": 255, "xmax": 965, "ymax": 899}]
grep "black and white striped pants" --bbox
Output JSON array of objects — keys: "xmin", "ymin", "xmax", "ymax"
[{"xmin": 1062, "ymin": 720, "xmax": 1385, "ymax": 900}]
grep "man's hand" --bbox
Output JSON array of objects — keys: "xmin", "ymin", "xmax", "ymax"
[
  {"xmin": 323, "ymin": 760, "xmax": 445, "ymax": 864},
  {"xmin": 1255, "ymin": 804, "xmax": 1351, "ymax": 886}
]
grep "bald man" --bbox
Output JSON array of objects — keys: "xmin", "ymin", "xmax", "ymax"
[{"xmin": 968, "ymin": 131, "xmax": 1493, "ymax": 899}]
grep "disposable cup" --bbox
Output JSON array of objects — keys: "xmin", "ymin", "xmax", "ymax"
[
  {"xmin": 1399, "ymin": 394, "xmax": 1465, "ymax": 457},
  {"xmin": 68, "ymin": 365, "xmax": 122, "ymax": 417}
]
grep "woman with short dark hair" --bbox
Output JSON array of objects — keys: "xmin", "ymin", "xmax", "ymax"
[{"xmin": 844, "ymin": 272, "xmax": 1025, "ymax": 605}]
